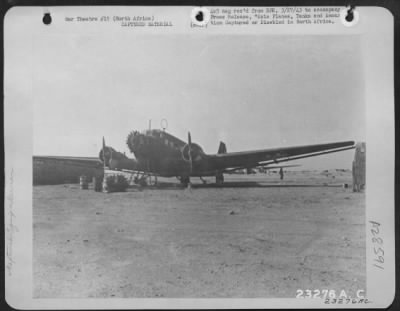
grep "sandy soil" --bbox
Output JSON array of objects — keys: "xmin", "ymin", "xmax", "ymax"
[{"xmin": 33, "ymin": 170, "xmax": 365, "ymax": 298}]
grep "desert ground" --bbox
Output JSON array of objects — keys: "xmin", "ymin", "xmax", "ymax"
[{"xmin": 33, "ymin": 170, "xmax": 365, "ymax": 298}]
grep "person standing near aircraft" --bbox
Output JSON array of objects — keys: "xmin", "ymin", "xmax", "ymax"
[{"xmin": 279, "ymin": 167, "xmax": 284, "ymax": 180}]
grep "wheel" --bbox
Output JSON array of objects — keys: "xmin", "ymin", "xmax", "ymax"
[
  {"xmin": 180, "ymin": 176, "xmax": 190, "ymax": 186},
  {"xmin": 216, "ymin": 173, "xmax": 224, "ymax": 184},
  {"xmin": 139, "ymin": 177, "xmax": 148, "ymax": 187}
]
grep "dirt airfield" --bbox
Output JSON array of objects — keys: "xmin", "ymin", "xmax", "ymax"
[{"xmin": 33, "ymin": 170, "xmax": 365, "ymax": 298}]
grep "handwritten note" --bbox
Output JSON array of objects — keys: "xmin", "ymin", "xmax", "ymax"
[{"xmin": 6, "ymin": 169, "xmax": 18, "ymax": 277}]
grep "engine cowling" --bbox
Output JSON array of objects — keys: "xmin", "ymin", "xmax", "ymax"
[
  {"xmin": 99, "ymin": 146, "xmax": 128, "ymax": 166},
  {"xmin": 126, "ymin": 130, "xmax": 141, "ymax": 154},
  {"xmin": 181, "ymin": 143, "xmax": 205, "ymax": 162}
]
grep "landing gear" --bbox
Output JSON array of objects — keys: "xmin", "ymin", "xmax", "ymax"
[
  {"xmin": 180, "ymin": 176, "xmax": 191, "ymax": 187},
  {"xmin": 216, "ymin": 172, "xmax": 224, "ymax": 184},
  {"xmin": 132, "ymin": 172, "xmax": 157, "ymax": 187}
]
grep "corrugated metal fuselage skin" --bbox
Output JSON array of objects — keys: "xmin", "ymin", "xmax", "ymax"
[{"xmin": 123, "ymin": 130, "xmax": 215, "ymax": 177}]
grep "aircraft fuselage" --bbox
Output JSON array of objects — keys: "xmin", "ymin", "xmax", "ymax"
[
  {"xmin": 100, "ymin": 129, "xmax": 355, "ymax": 183},
  {"xmin": 124, "ymin": 129, "xmax": 214, "ymax": 177}
]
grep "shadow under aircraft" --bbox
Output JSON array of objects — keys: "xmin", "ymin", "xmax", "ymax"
[{"xmin": 89, "ymin": 128, "xmax": 356, "ymax": 186}]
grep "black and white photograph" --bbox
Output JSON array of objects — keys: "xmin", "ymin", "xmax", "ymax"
[{"xmin": 4, "ymin": 6, "xmax": 395, "ymax": 309}]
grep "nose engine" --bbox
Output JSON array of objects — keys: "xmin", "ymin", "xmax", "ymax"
[{"xmin": 126, "ymin": 130, "xmax": 141, "ymax": 154}]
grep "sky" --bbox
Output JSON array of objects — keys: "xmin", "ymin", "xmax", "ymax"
[{"xmin": 32, "ymin": 33, "xmax": 365, "ymax": 169}]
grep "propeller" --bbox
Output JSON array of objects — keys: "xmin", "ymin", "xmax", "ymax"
[
  {"xmin": 100, "ymin": 136, "xmax": 113, "ymax": 167},
  {"xmin": 102, "ymin": 136, "xmax": 106, "ymax": 168},
  {"xmin": 187, "ymin": 132, "xmax": 193, "ymax": 174},
  {"xmin": 182, "ymin": 131, "xmax": 205, "ymax": 178}
]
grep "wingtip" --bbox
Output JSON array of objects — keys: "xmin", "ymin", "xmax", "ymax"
[{"xmin": 338, "ymin": 140, "xmax": 356, "ymax": 147}]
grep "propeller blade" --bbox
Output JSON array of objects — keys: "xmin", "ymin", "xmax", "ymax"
[
  {"xmin": 188, "ymin": 132, "xmax": 192, "ymax": 174},
  {"xmin": 103, "ymin": 137, "xmax": 106, "ymax": 157},
  {"xmin": 102, "ymin": 137, "xmax": 106, "ymax": 168}
]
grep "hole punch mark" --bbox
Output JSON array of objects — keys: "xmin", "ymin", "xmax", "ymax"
[
  {"xmin": 43, "ymin": 12, "xmax": 52, "ymax": 25},
  {"xmin": 195, "ymin": 10, "xmax": 204, "ymax": 22},
  {"xmin": 191, "ymin": 7, "xmax": 210, "ymax": 26},
  {"xmin": 345, "ymin": 5, "xmax": 355, "ymax": 22}
]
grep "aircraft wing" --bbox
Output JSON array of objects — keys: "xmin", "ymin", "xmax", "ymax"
[
  {"xmin": 206, "ymin": 141, "xmax": 355, "ymax": 172},
  {"xmin": 33, "ymin": 156, "xmax": 103, "ymax": 168},
  {"xmin": 224, "ymin": 164, "xmax": 300, "ymax": 174},
  {"xmin": 261, "ymin": 164, "xmax": 300, "ymax": 169}
]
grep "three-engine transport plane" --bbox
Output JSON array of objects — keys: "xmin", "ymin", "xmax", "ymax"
[{"xmin": 89, "ymin": 128, "xmax": 356, "ymax": 186}]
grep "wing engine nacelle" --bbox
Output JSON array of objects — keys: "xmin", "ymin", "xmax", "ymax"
[
  {"xmin": 99, "ymin": 146, "xmax": 128, "ymax": 167},
  {"xmin": 181, "ymin": 143, "xmax": 205, "ymax": 162}
]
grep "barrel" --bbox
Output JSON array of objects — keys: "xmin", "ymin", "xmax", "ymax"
[
  {"xmin": 93, "ymin": 176, "xmax": 103, "ymax": 192},
  {"xmin": 79, "ymin": 175, "xmax": 88, "ymax": 190}
]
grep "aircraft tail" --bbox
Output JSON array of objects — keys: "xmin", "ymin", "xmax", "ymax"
[{"xmin": 218, "ymin": 142, "xmax": 227, "ymax": 154}]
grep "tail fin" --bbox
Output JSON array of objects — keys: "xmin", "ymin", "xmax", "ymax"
[{"xmin": 218, "ymin": 142, "xmax": 227, "ymax": 154}]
